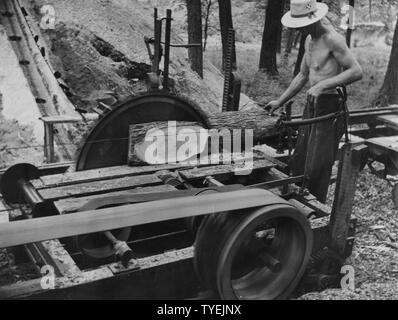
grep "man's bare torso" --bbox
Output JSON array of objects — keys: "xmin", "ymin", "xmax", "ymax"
[{"xmin": 305, "ymin": 19, "xmax": 342, "ymax": 93}]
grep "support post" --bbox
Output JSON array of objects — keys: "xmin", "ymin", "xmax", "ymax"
[
  {"xmin": 222, "ymin": 28, "xmax": 240, "ymax": 112},
  {"xmin": 330, "ymin": 142, "xmax": 367, "ymax": 255},
  {"xmin": 44, "ymin": 122, "xmax": 55, "ymax": 163},
  {"xmin": 163, "ymin": 9, "xmax": 172, "ymax": 90}
]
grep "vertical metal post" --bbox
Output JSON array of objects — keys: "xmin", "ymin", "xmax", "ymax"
[
  {"xmin": 285, "ymin": 102, "xmax": 293, "ymax": 157},
  {"xmin": 222, "ymin": 28, "xmax": 235, "ymax": 112},
  {"xmin": 163, "ymin": 9, "xmax": 172, "ymax": 90},
  {"xmin": 153, "ymin": 19, "xmax": 162, "ymax": 75}
]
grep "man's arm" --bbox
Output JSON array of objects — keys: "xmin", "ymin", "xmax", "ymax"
[
  {"xmin": 266, "ymin": 38, "xmax": 310, "ymax": 112},
  {"xmin": 278, "ymin": 53, "xmax": 310, "ymax": 105},
  {"xmin": 308, "ymin": 32, "xmax": 363, "ymax": 99}
]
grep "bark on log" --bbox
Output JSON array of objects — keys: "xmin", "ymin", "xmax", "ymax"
[{"xmin": 206, "ymin": 110, "xmax": 279, "ymax": 143}]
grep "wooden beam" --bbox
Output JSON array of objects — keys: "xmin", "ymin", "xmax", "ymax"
[
  {"xmin": 38, "ymin": 174, "xmax": 162, "ymax": 201},
  {"xmin": 0, "ymin": 248, "xmax": 197, "ymax": 300},
  {"xmin": 40, "ymin": 240, "xmax": 82, "ymax": 278},
  {"xmin": 179, "ymin": 159, "xmax": 275, "ymax": 181},
  {"xmin": 265, "ymin": 168, "xmax": 332, "ymax": 215},
  {"xmin": 32, "ymin": 163, "xmax": 215, "ymax": 189},
  {"xmin": 0, "ymin": 189, "xmax": 283, "ymax": 248},
  {"xmin": 40, "ymin": 114, "xmax": 98, "ymax": 124},
  {"xmin": 330, "ymin": 143, "xmax": 367, "ymax": 255},
  {"xmin": 0, "ymin": 211, "xmax": 9, "ymax": 224},
  {"xmin": 44, "ymin": 122, "xmax": 55, "ymax": 163},
  {"xmin": 377, "ymin": 114, "xmax": 398, "ymax": 130},
  {"xmin": 54, "ymin": 185, "xmax": 176, "ymax": 214}
]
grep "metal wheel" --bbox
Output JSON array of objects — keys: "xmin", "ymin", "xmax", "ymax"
[
  {"xmin": 194, "ymin": 204, "xmax": 313, "ymax": 300},
  {"xmin": 73, "ymin": 93, "xmax": 209, "ymax": 258},
  {"xmin": 185, "ymin": 188, "xmax": 223, "ymax": 238}
]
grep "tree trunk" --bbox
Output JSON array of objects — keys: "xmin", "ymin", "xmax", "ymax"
[
  {"xmin": 345, "ymin": 0, "xmax": 355, "ymax": 47},
  {"xmin": 186, "ymin": 0, "xmax": 203, "ymax": 78},
  {"xmin": 377, "ymin": 19, "xmax": 398, "ymax": 106},
  {"xmin": 259, "ymin": 0, "xmax": 286, "ymax": 75},
  {"xmin": 285, "ymin": 29, "xmax": 296, "ymax": 55},
  {"xmin": 294, "ymin": 35, "xmax": 306, "ymax": 76},
  {"xmin": 203, "ymin": 0, "xmax": 212, "ymax": 52},
  {"xmin": 218, "ymin": 0, "xmax": 236, "ymax": 71},
  {"xmin": 321, "ymin": 0, "xmax": 342, "ymax": 30},
  {"xmin": 369, "ymin": 0, "xmax": 372, "ymax": 21}
]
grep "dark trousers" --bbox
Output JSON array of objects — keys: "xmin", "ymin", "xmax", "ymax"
[{"xmin": 289, "ymin": 94, "xmax": 345, "ymax": 203}]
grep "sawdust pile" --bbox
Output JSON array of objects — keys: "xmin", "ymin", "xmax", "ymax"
[{"xmin": 299, "ymin": 169, "xmax": 398, "ymax": 300}]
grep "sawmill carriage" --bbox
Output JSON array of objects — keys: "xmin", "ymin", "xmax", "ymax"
[
  {"xmin": 0, "ymin": 90, "xmax": 361, "ymax": 300},
  {"xmin": 1, "ymin": 6, "xmax": 398, "ymax": 300}
]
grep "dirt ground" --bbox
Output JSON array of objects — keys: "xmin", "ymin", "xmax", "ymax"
[
  {"xmin": 21, "ymin": 0, "xmax": 258, "ymax": 115},
  {"xmin": 300, "ymin": 169, "xmax": 398, "ymax": 299}
]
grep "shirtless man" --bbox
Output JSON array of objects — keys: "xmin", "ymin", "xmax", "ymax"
[{"xmin": 266, "ymin": 0, "xmax": 362, "ymax": 202}]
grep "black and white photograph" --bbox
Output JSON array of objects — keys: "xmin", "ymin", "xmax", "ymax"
[{"xmin": 0, "ymin": 0, "xmax": 397, "ymax": 303}]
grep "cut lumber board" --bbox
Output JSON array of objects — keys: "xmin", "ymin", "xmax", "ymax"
[
  {"xmin": 377, "ymin": 114, "xmax": 398, "ymax": 130},
  {"xmin": 38, "ymin": 174, "xmax": 162, "ymax": 201},
  {"xmin": 0, "ymin": 211, "xmax": 9, "ymax": 224},
  {"xmin": 179, "ymin": 158, "xmax": 275, "ymax": 181},
  {"xmin": 54, "ymin": 185, "xmax": 176, "ymax": 214},
  {"xmin": 366, "ymin": 135, "xmax": 398, "ymax": 152},
  {"xmin": 40, "ymin": 114, "xmax": 98, "ymax": 124},
  {"xmin": 32, "ymin": 163, "xmax": 214, "ymax": 189},
  {"xmin": 128, "ymin": 121, "xmax": 206, "ymax": 165},
  {"xmin": 366, "ymin": 136, "xmax": 398, "ymax": 172}
]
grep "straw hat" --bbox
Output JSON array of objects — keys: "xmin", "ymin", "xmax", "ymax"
[{"xmin": 281, "ymin": 0, "xmax": 329, "ymax": 29}]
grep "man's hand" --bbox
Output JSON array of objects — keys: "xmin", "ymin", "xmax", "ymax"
[
  {"xmin": 264, "ymin": 100, "xmax": 282, "ymax": 115},
  {"xmin": 307, "ymin": 83, "xmax": 325, "ymax": 105}
]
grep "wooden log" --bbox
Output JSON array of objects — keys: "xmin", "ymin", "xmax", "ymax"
[
  {"xmin": 128, "ymin": 111, "xmax": 279, "ymax": 165},
  {"xmin": 206, "ymin": 109, "xmax": 278, "ymax": 142},
  {"xmin": 128, "ymin": 121, "xmax": 207, "ymax": 165}
]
